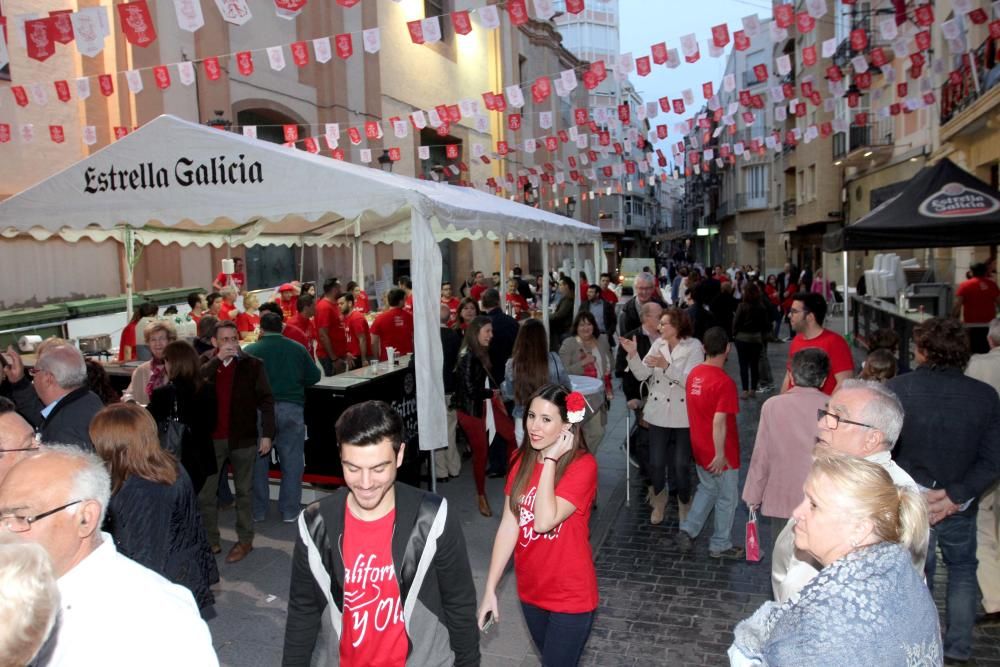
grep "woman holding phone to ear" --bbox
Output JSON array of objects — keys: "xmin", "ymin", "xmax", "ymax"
[{"xmin": 477, "ymin": 384, "xmax": 598, "ymax": 666}]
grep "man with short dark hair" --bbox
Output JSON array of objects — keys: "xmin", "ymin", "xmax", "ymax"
[
  {"xmin": 246, "ymin": 312, "xmax": 320, "ymax": 524},
  {"xmin": 676, "ymin": 327, "xmax": 743, "ymax": 559},
  {"xmin": 288, "ymin": 294, "xmax": 317, "ymax": 358},
  {"xmin": 259, "ymin": 302, "xmax": 311, "ymax": 351},
  {"xmin": 315, "ymin": 279, "xmax": 349, "ymax": 376},
  {"xmin": 199, "ymin": 320, "xmax": 275, "ymax": 564},
  {"xmin": 282, "ymin": 400, "xmax": 479, "ymax": 666},
  {"xmin": 370, "ymin": 288, "xmax": 414, "ymax": 360},
  {"xmin": 889, "ymin": 317, "xmax": 1000, "ymax": 663},
  {"xmin": 186, "ymin": 291, "xmax": 207, "ymax": 325},
  {"xmin": 339, "ymin": 292, "xmax": 370, "ymax": 368},
  {"xmin": 3, "ymin": 344, "xmax": 103, "ymax": 450},
  {"xmin": 470, "ymin": 272, "xmax": 489, "ymax": 304},
  {"xmin": 582, "ymin": 284, "xmax": 616, "ymax": 337},
  {"xmin": 780, "ymin": 292, "xmax": 854, "ymax": 395},
  {"xmin": 599, "ymin": 273, "xmax": 619, "ymax": 304},
  {"xmin": 206, "ymin": 292, "xmax": 224, "ymax": 318},
  {"xmin": 436, "ymin": 305, "xmax": 463, "ymax": 482}
]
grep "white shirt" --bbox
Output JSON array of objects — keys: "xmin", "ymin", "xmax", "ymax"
[{"xmin": 41, "ymin": 534, "xmax": 218, "ymax": 667}]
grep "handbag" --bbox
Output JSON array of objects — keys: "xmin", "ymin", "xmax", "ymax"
[
  {"xmin": 158, "ymin": 391, "xmax": 188, "ymax": 458},
  {"xmin": 746, "ymin": 507, "xmax": 761, "ymax": 562}
]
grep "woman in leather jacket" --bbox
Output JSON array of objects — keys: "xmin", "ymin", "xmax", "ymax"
[{"xmin": 453, "ymin": 316, "xmax": 515, "ymax": 517}]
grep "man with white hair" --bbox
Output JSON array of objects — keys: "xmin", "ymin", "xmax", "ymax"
[
  {"xmin": 0, "ymin": 538, "xmax": 59, "ymax": 667},
  {"xmin": 0, "ymin": 446, "xmax": 218, "ymax": 666},
  {"xmin": 0, "ymin": 397, "xmax": 37, "ymax": 485},
  {"xmin": 2, "ymin": 344, "xmax": 104, "ymax": 450},
  {"xmin": 967, "ymin": 317, "xmax": 1000, "ymax": 624},
  {"xmin": 616, "ymin": 271, "xmax": 667, "ymax": 339},
  {"xmin": 771, "ymin": 379, "xmax": 921, "ymax": 603}
]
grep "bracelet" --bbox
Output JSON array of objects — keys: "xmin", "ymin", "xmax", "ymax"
[{"xmin": 543, "ymin": 457, "xmax": 559, "ymax": 464}]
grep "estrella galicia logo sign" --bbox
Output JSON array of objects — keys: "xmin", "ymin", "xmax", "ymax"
[{"xmin": 918, "ymin": 183, "xmax": 1000, "ymax": 218}]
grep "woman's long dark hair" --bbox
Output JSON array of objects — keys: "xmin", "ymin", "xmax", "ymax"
[
  {"xmin": 460, "ymin": 316, "xmax": 493, "ymax": 373},
  {"xmin": 164, "ymin": 340, "xmax": 203, "ymax": 391},
  {"xmin": 508, "ymin": 384, "xmax": 588, "ymax": 515},
  {"xmin": 511, "ymin": 319, "xmax": 551, "ymax": 407}
]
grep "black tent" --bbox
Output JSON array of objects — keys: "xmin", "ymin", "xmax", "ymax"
[{"xmin": 823, "ymin": 159, "xmax": 1000, "ymax": 252}]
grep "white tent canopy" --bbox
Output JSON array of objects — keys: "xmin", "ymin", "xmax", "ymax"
[{"xmin": 0, "ymin": 114, "xmax": 600, "ymax": 454}]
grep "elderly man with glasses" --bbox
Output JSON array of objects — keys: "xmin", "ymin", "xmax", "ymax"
[
  {"xmin": 616, "ymin": 271, "xmax": 667, "ymax": 340},
  {"xmin": 2, "ymin": 344, "xmax": 103, "ymax": 450},
  {"xmin": 0, "ymin": 445, "xmax": 217, "ymax": 666},
  {"xmin": 771, "ymin": 379, "xmax": 921, "ymax": 603},
  {"xmin": 0, "ymin": 397, "xmax": 37, "ymax": 485}
]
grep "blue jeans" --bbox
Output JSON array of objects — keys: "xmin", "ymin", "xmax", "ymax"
[
  {"xmin": 680, "ymin": 467, "xmax": 739, "ymax": 552},
  {"xmin": 926, "ymin": 512, "xmax": 978, "ymax": 661},
  {"xmin": 520, "ymin": 602, "xmax": 594, "ymax": 666},
  {"xmin": 252, "ymin": 402, "xmax": 306, "ymax": 521}
]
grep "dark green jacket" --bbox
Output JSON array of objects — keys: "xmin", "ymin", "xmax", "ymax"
[{"xmin": 244, "ymin": 333, "xmax": 321, "ymax": 405}]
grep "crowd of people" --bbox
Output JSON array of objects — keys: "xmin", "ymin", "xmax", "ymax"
[{"xmin": 0, "ymin": 253, "xmax": 999, "ymax": 667}]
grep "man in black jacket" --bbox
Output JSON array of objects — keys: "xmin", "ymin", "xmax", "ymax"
[
  {"xmin": 283, "ymin": 400, "xmax": 479, "ymax": 667},
  {"xmin": 3, "ymin": 343, "xmax": 103, "ymax": 450},
  {"xmin": 481, "ymin": 288, "xmax": 518, "ymax": 385},
  {"xmin": 615, "ymin": 302, "xmax": 663, "ymax": 410},
  {"xmin": 616, "ymin": 272, "xmax": 667, "ymax": 339},
  {"xmin": 581, "ymin": 284, "xmax": 617, "ymax": 340},
  {"xmin": 435, "ymin": 305, "xmax": 463, "ymax": 482},
  {"xmin": 888, "ymin": 317, "xmax": 1000, "ymax": 664}
]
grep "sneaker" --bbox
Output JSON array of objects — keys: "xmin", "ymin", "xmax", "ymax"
[
  {"xmin": 675, "ymin": 531, "xmax": 693, "ymax": 553},
  {"xmin": 282, "ymin": 516, "xmax": 298, "ymax": 524},
  {"xmin": 710, "ymin": 546, "xmax": 745, "ymax": 559}
]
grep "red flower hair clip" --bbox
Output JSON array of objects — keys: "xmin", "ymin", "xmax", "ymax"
[{"xmin": 565, "ymin": 391, "xmax": 588, "ymax": 424}]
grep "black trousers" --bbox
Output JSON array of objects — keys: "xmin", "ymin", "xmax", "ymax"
[{"xmin": 734, "ymin": 339, "xmax": 762, "ymax": 391}]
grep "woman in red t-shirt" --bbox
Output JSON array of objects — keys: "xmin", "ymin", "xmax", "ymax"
[
  {"xmin": 454, "ymin": 297, "xmax": 480, "ymax": 333},
  {"xmin": 478, "ymin": 384, "xmax": 598, "ymax": 666}
]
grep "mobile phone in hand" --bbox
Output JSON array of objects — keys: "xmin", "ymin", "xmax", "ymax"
[{"xmin": 481, "ymin": 611, "xmax": 496, "ymax": 634}]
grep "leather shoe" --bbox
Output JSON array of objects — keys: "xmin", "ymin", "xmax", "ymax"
[
  {"xmin": 225, "ymin": 542, "xmax": 253, "ymax": 564},
  {"xmin": 977, "ymin": 611, "xmax": 1000, "ymax": 626},
  {"xmin": 477, "ymin": 494, "xmax": 493, "ymax": 518}
]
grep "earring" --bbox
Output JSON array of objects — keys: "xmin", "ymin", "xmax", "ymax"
[{"xmin": 850, "ymin": 539, "xmax": 858, "ymax": 548}]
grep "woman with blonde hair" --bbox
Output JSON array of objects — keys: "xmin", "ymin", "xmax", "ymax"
[
  {"xmin": 236, "ymin": 292, "xmax": 261, "ymax": 340},
  {"xmin": 122, "ymin": 320, "xmax": 177, "ymax": 404},
  {"xmin": 90, "ymin": 402, "xmax": 218, "ymax": 611},
  {"xmin": 0, "ymin": 540, "xmax": 59, "ymax": 667},
  {"xmin": 730, "ymin": 454, "xmax": 941, "ymax": 666}
]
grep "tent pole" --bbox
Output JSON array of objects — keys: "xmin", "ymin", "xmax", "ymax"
[
  {"xmin": 299, "ymin": 240, "xmax": 306, "ymax": 283},
  {"xmin": 843, "ymin": 250, "xmax": 849, "ymax": 338},
  {"xmin": 122, "ymin": 228, "xmax": 134, "ymax": 321},
  {"xmin": 542, "ymin": 240, "xmax": 550, "ymax": 336},
  {"xmin": 499, "ymin": 236, "xmax": 507, "ymax": 311},
  {"xmin": 572, "ymin": 242, "xmax": 581, "ymax": 316}
]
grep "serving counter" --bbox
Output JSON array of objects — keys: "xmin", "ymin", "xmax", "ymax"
[{"xmin": 850, "ymin": 296, "xmax": 933, "ymax": 372}]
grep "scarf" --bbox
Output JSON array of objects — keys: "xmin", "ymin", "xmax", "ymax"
[{"xmin": 146, "ymin": 358, "xmax": 168, "ymax": 401}]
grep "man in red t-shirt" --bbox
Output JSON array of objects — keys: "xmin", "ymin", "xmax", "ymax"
[
  {"xmin": 288, "ymin": 294, "xmax": 317, "ymax": 359},
  {"xmin": 315, "ymin": 279, "xmax": 349, "ymax": 376},
  {"xmin": 339, "ymin": 292, "xmax": 371, "ymax": 368},
  {"xmin": 213, "ymin": 257, "xmax": 246, "ymax": 293},
  {"xmin": 677, "ymin": 327, "xmax": 743, "ymax": 558},
  {"xmin": 599, "ymin": 273, "xmax": 619, "ymax": 304},
  {"xmin": 282, "ymin": 401, "xmax": 479, "ymax": 666},
  {"xmin": 781, "ymin": 292, "xmax": 854, "ymax": 395},
  {"xmin": 469, "ymin": 272, "xmax": 488, "ymax": 304},
  {"xmin": 370, "ymin": 289, "xmax": 414, "ymax": 361},
  {"xmin": 441, "ymin": 281, "xmax": 461, "ymax": 327},
  {"xmin": 398, "ymin": 275, "xmax": 414, "ymax": 314},
  {"xmin": 218, "ymin": 287, "xmax": 239, "ymax": 322},
  {"xmin": 954, "ymin": 262, "xmax": 1000, "ymax": 354}
]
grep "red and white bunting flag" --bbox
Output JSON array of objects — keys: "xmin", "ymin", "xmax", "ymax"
[
  {"xmin": 364, "ymin": 121, "xmax": 380, "ymax": 139},
  {"xmin": 774, "ymin": 4, "xmax": 793, "ymax": 28},
  {"xmin": 505, "ymin": 85, "xmax": 525, "ymax": 108},
  {"xmin": 802, "ymin": 45, "xmax": 816, "ymax": 66},
  {"xmin": 452, "ymin": 11, "xmax": 472, "ymax": 35},
  {"xmin": 335, "ymin": 33, "xmax": 353, "ymax": 59},
  {"xmin": 336, "ymin": 0, "xmax": 360, "ymax": 6},
  {"xmin": 236, "ymin": 51, "xmax": 254, "ymax": 76},
  {"xmin": 850, "ymin": 28, "xmax": 867, "ymax": 51},
  {"xmin": 446, "ymin": 144, "xmax": 459, "ymax": 159},
  {"xmin": 636, "ymin": 55, "xmax": 651, "ymax": 76},
  {"xmin": 507, "ymin": 0, "xmax": 529, "ymax": 26},
  {"xmin": 118, "ymin": 1, "xmax": 157, "ymax": 47},
  {"xmin": 125, "ymin": 69, "xmax": 144, "ymax": 94},
  {"xmin": 55, "ymin": 80, "xmax": 71, "ymax": 102},
  {"xmin": 82, "ymin": 126, "xmax": 97, "ymax": 145},
  {"xmin": 172, "ymin": 0, "xmax": 205, "ymax": 32},
  {"xmin": 363, "ymin": 28, "xmax": 380, "ymax": 53},
  {"xmin": 98, "ymin": 73, "xmax": 114, "ymax": 96},
  {"xmin": 419, "ymin": 146, "xmax": 431, "ymax": 160},
  {"xmin": 177, "ymin": 61, "xmax": 195, "ymax": 86},
  {"xmin": 303, "ymin": 136, "xmax": 319, "ymax": 153},
  {"xmin": 49, "ymin": 10, "xmax": 74, "ymax": 44},
  {"xmin": 967, "ymin": 7, "xmax": 987, "ymax": 24},
  {"xmin": 76, "ymin": 78, "xmax": 91, "ymax": 99},
  {"xmin": 531, "ymin": 76, "xmax": 552, "ymax": 103},
  {"xmin": 796, "ymin": 12, "xmax": 815, "ymax": 33},
  {"xmin": 291, "ymin": 41, "xmax": 309, "ymax": 66},
  {"xmin": 214, "ymin": 0, "xmax": 252, "ymax": 26},
  {"xmin": 284, "ymin": 124, "xmax": 299, "ymax": 142},
  {"xmin": 71, "ymin": 7, "xmax": 107, "ymax": 58},
  {"xmin": 267, "ymin": 46, "xmax": 286, "ymax": 70},
  {"xmin": 49, "ymin": 125, "xmax": 65, "ymax": 144},
  {"xmin": 274, "ymin": 0, "xmax": 307, "ymax": 19},
  {"xmin": 313, "ymin": 37, "xmax": 332, "ymax": 63},
  {"xmin": 410, "ymin": 110, "xmax": 427, "ymax": 129},
  {"xmin": 114, "ymin": 127, "xmax": 129, "ymax": 140},
  {"xmin": 711, "ymin": 23, "xmax": 730, "ymax": 48},
  {"xmin": 388, "ymin": 147, "xmax": 401, "ymax": 162},
  {"xmin": 421, "ymin": 16, "xmax": 442, "ymax": 43},
  {"xmin": 348, "ymin": 127, "xmax": 362, "ymax": 145},
  {"xmin": 407, "ymin": 20, "xmax": 424, "ymax": 44},
  {"xmin": 153, "ymin": 65, "xmax": 171, "ymax": 89},
  {"xmin": 733, "ymin": 30, "xmax": 749, "ymax": 51},
  {"xmin": 651, "ymin": 42, "xmax": 667, "ymax": 65},
  {"xmin": 20, "ymin": 125, "xmax": 35, "ymax": 144},
  {"xmin": 533, "ymin": 0, "xmax": 556, "ymax": 20},
  {"xmin": 331, "ymin": 148, "xmax": 344, "ymax": 160},
  {"xmin": 702, "ymin": 82, "xmax": 713, "ymax": 99},
  {"xmin": 25, "ymin": 18, "xmax": 56, "ymax": 62},
  {"xmin": 358, "ymin": 148, "xmax": 372, "ymax": 162},
  {"xmin": 392, "ymin": 119, "xmax": 408, "ymax": 138},
  {"xmin": 0, "ymin": 124, "xmax": 11, "ymax": 143},
  {"xmin": 204, "ymin": 56, "xmax": 222, "ymax": 79},
  {"xmin": 478, "ymin": 5, "xmax": 500, "ymax": 29},
  {"xmin": 566, "ymin": 0, "xmax": 585, "ymax": 14},
  {"xmin": 914, "ymin": 4, "xmax": 934, "ymax": 26},
  {"xmin": 243, "ymin": 125, "xmax": 257, "ymax": 139}
]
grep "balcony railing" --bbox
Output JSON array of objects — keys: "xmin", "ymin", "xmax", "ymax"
[
  {"xmin": 737, "ymin": 192, "xmax": 769, "ymax": 210},
  {"xmin": 832, "ymin": 117, "xmax": 894, "ymax": 159},
  {"xmin": 717, "ymin": 199, "xmax": 731, "ymax": 219},
  {"xmin": 941, "ymin": 36, "xmax": 996, "ymax": 126},
  {"xmin": 782, "ymin": 199, "xmax": 796, "ymax": 218}
]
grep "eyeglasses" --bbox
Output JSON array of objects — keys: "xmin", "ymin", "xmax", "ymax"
[
  {"xmin": 817, "ymin": 408, "xmax": 875, "ymax": 431},
  {"xmin": 28, "ymin": 367, "xmax": 49, "ymax": 377},
  {"xmin": 0, "ymin": 446, "xmax": 38, "ymax": 458},
  {"xmin": 0, "ymin": 500, "xmax": 83, "ymax": 533}
]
